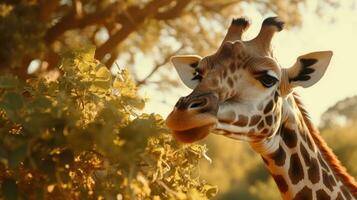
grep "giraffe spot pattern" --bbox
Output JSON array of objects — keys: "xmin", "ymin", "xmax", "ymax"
[
  {"xmin": 288, "ymin": 153, "xmax": 304, "ymax": 184},
  {"xmin": 318, "ymin": 153, "xmax": 330, "ymax": 171},
  {"xmin": 329, "ymin": 175, "xmax": 336, "ymax": 187},
  {"xmin": 257, "ymin": 120, "xmax": 265, "ymax": 130},
  {"xmin": 300, "ymin": 143, "xmax": 311, "ymax": 165},
  {"xmin": 336, "ymin": 192, "xmax": 344, "ymax": 200},
  {"xmin": 274, "ymin": 92, "xmax": 279, "ymax": 102},
  {"xmin": 248, "ymin": 128, "xmax": 255, "ymax": 133},
  {"xmin": 322, "ymin": 170, "xmax": 333, "ymax": 191},
  {"xmin": 261, "ymin": 128, "xmax": 270, "ymax": 135},
  {"xmin": 269, "ymin": 146, "xmax": 286, "ymax": 166},
  {"xmin": 222, "ymin": 69, "xmax": 228, "ymax": 78},
  {"xmin": 249, "ymin": 115, "xmax": 261, "ymax": 126},
  {"xmin": 265, "ymin": 115, "xmax": 273, "ymax": 126},
  {"xmin": 211, "ymin": 78, "xmax": 219, "ymax": 87},
  {"xmin": 316, "ymin": 189, "xmax": 330, "ymax": 200},
  {"xmin": 293, "ymin": 186, "xmax": 312, "ymax": 200},
  {"xmin": 341, "ymin": 186, "xmax": 352, "ymax": 200},
  {"xmin": 229, "ymin": 63, "xmax": 235, "ymax": 73},
  {"xmin": 227, "ymin": 77, "xmax": 234, "ymax": 88},
  {"xmin": 272, "ymin": 174, "xmax": 288, "ymax": 193},
  {"xmin": 307, "ymin": 157, "xmax": 320, "ymax": 184},
  {"xmin": 234, "ymin": 115, "xmax": 248, "ymax": 126},
  {"xmin": 306, "ymin": 133, "xmax": 315, "ymax": 151},
  {"xmin": 264, "ymin": 100, "xmax": 274, "ymax": 114},
  {"xmin": 281, "ymin": 126, "xmax": 298, "ymax": 148}
]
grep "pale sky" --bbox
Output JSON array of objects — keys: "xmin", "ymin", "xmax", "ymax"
[{"xmin": 141, "ymin": 1, "xmax": 357, "ymax": 125}]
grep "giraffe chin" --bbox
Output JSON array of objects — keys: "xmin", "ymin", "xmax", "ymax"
[{"xmin": 171, "ymin": 124, "xmax": 214, "ymax": 143}]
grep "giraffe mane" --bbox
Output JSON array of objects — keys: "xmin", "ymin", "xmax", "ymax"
[{"xmin": 292, "ymin": 92, "xmax": 357, "ymax": 197}]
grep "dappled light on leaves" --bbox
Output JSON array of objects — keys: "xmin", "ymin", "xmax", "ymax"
[{"xmin": 0, "ymin": 48, "xmax": 215, "ymax": 199}]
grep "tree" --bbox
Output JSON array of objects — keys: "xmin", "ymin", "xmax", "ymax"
[
  {"xmin": 0, "ymin": 48, "xmax": 216, "ymax": 199},
  {"xmin": 319, "ymin": 95, "xmax": 357, "ymax": 130},
  {"xmin": 0, "ymin": 0, "xmax": 330, "ymax": 85}
]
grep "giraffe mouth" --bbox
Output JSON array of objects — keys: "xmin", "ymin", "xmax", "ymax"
[
  {"xmin": 171, "ymin": 124, "xmax": 214, "ymax": 143},
  {"xmin": 166, "ymin": 111, "xmax": 217, "ymax": 143}
]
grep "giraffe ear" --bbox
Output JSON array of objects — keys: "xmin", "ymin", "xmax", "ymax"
[
  {"xmin": 287, "ymin": 51, "xmax": 333, "ymax": 88},
  {"xmin": 171, "ymin": 55, "xmax": 202, "ymax": 89}
]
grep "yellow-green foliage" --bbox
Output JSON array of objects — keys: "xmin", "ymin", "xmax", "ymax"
[{"xmin": 0, "ymin": 48, "xmax": 216, "ymax": 200}]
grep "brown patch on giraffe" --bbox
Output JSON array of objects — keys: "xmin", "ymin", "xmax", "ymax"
[
  {"xmin": 223, "ymin": 69, "xmax": 228, "ymax": 78},
  {"xmin": 274, "ymin": 92, "xmax": 279, "ymax": 102},
  {"xmin": 281, "ymin": 126, "xmax": 298, "ymax": 148},
  {"xmin": 336, "ymin": 192, "xmax": 344, "ymax": 200},
  {"xmin": 229, "ymin": 63, "xmax": 236, "ymax": 73},
  {"xmin": 316, "ymin": 189, "xmax": 330, "ymax": 200},
  {"xmin": 318, "ymin": 153, "xmax": 330, "ymax": 171},
  {"xmin": 234, "ymin": 115, "xmax": 248, "ymax": 126},
  {"xmin": 249, "ymin": 115, "xmax": 261, "ymax": 126},
  {"xmin": 248, "ymin": 128, "xmax": 256, "ymax": 133},
  {"xmin": 329, "ymin": 175, "xmax": 337, "ymax": 187},
  {"xmin": 303, "ymin": 132, "xmax": 315, "ymax": 151},
  {"xmin": 211, "ymin": 78, "xmax": 219, "ymax": 88},
  {"xmin": 261, "ymin": 128, "xmax": 269, "ymax": 135},
  {"xmin": 265, "ymin": 115, "xmax": 273, "ymax": 126},
  {"xmin": 288, "ymin": 153, "xmax": 304, "ymax": 184},
  {"xmin": 269, "ymin": 146, "xmax": 286, "ymax": 166},
  {"xmin": 293, "ymin": 94, "xmax": 357, "ymax": 196},
  {"xmin": 227, "ymin": 77, "xmax": 234, "ymax": 88},
  {"xmin": 323, "ymin": 170, "xmax": 333, "ymax": 191},
  {"xmin": 264, "ymin": 100, "xmax": 274, "ymax": 114},
  {"xmin": 293, "ymin": 186, "xmax": 312, "ymax": 200},
  {"xmin": 341, "ymin": 186, "xmax": 353, "ymax": 200},
  {"xmin": 300, "ymin": 143, "xmax": 311, "ymax": 165},
  {"xmin": 272, "ymin": 175, "xmax": 288, "ymax": 193},
  {"xmin": 257, "ymin": 120, "xmax": 265, "ymax": 130},
  {"xmin": 307, "ymin": 157, "xmax": 320, "ymax": 184}
]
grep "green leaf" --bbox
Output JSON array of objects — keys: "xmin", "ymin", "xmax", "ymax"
[
  {"xmin": 2, "ymin": 178, "xmax": 18, "ymax": 200},
  {"xmin": 0, "ymin": 76, "xmax": 20, "ymax": 89},
  {"xmin": 39, "ymin": 159, "xmax": 56, "ymax": 183},
  {"xmin": 96, "ymin": 66, "xmax": 111, "ymax": 80},
  {"xmin": 1, "ymin": 92, "xmax": 23, "ymax": 110},
  {"xmin": 8, "ymin": 144, "xmax": 27, "ymax": 168}
]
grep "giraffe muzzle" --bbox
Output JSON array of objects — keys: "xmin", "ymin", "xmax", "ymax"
[{"xmin": 166, "ymin": 93, "xmax": 219, "ymax": 143}]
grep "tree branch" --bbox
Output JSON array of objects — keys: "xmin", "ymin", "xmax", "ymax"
[
  {"xmin": 136, "ymin": 45, "xmax": 183, "ymax": 87},
  {"xmin": 95, "ymin": 0, "xmax": 176, "ymax": 60},
  {"xmin": 154, "ymin": 0, "xmax": 191, "ymax": 20},
  {"xmin": 44, "ymin": 2, "xmax": 119, "ymax": 44},
  {"xmin": 38, "ymin": 0, "xmax": 60, "ymax": 22}
]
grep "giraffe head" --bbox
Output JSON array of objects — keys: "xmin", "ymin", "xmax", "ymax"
[{"xmin": 166, "ymin": 17, "xmax": 332, "ymax": 143}]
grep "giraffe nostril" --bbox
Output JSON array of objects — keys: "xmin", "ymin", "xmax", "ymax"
[{"xmin": 188, "ymin": 98, "xmax": 208, "ymax": 109}]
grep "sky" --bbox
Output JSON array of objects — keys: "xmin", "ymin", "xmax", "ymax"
[{"xmin": 141, "ymin": 0, "xmax": 357, "ymax": 125}]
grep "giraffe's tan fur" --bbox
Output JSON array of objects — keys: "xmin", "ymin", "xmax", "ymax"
[{"xmin": 165, "ymin": 17, "xmax": 357, "ymax": 199}]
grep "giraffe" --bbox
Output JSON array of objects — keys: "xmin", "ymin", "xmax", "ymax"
[{"xmin": 165, "ymin": 17, "xmax": 357, "ymax": 200}]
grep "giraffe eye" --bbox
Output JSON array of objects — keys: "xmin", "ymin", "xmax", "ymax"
[{"xmin": 257, "ymin": 75, "xmax": 278, "ymax": 88}]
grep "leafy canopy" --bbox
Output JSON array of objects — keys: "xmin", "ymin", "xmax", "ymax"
[{"xmin": 0, "ymin": 47, "xmax": 216, "ymax": 200}]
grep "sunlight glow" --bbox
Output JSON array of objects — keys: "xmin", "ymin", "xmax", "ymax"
[{"xmin": 142, "ymin": 1, "xmax": 357, "ymax": 125}]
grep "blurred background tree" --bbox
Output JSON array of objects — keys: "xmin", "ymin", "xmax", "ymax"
[{"xmin": 0, "ymin": 0, "xmax": 336, "ymax": 85}]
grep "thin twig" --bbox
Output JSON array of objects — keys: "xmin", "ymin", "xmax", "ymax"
[{"xmin": 136, "ymin": 45, "xmax": 184, "ymax": 86}]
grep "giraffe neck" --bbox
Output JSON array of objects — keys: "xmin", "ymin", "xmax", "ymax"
[{"xmin": 250, "ymin": 94, "xmax": 357, "ymax": 200}]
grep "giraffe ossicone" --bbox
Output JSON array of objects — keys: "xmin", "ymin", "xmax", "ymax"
[{"xmin": 165, "ymin": 17, "xmax": 357, "ymax": 200}]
